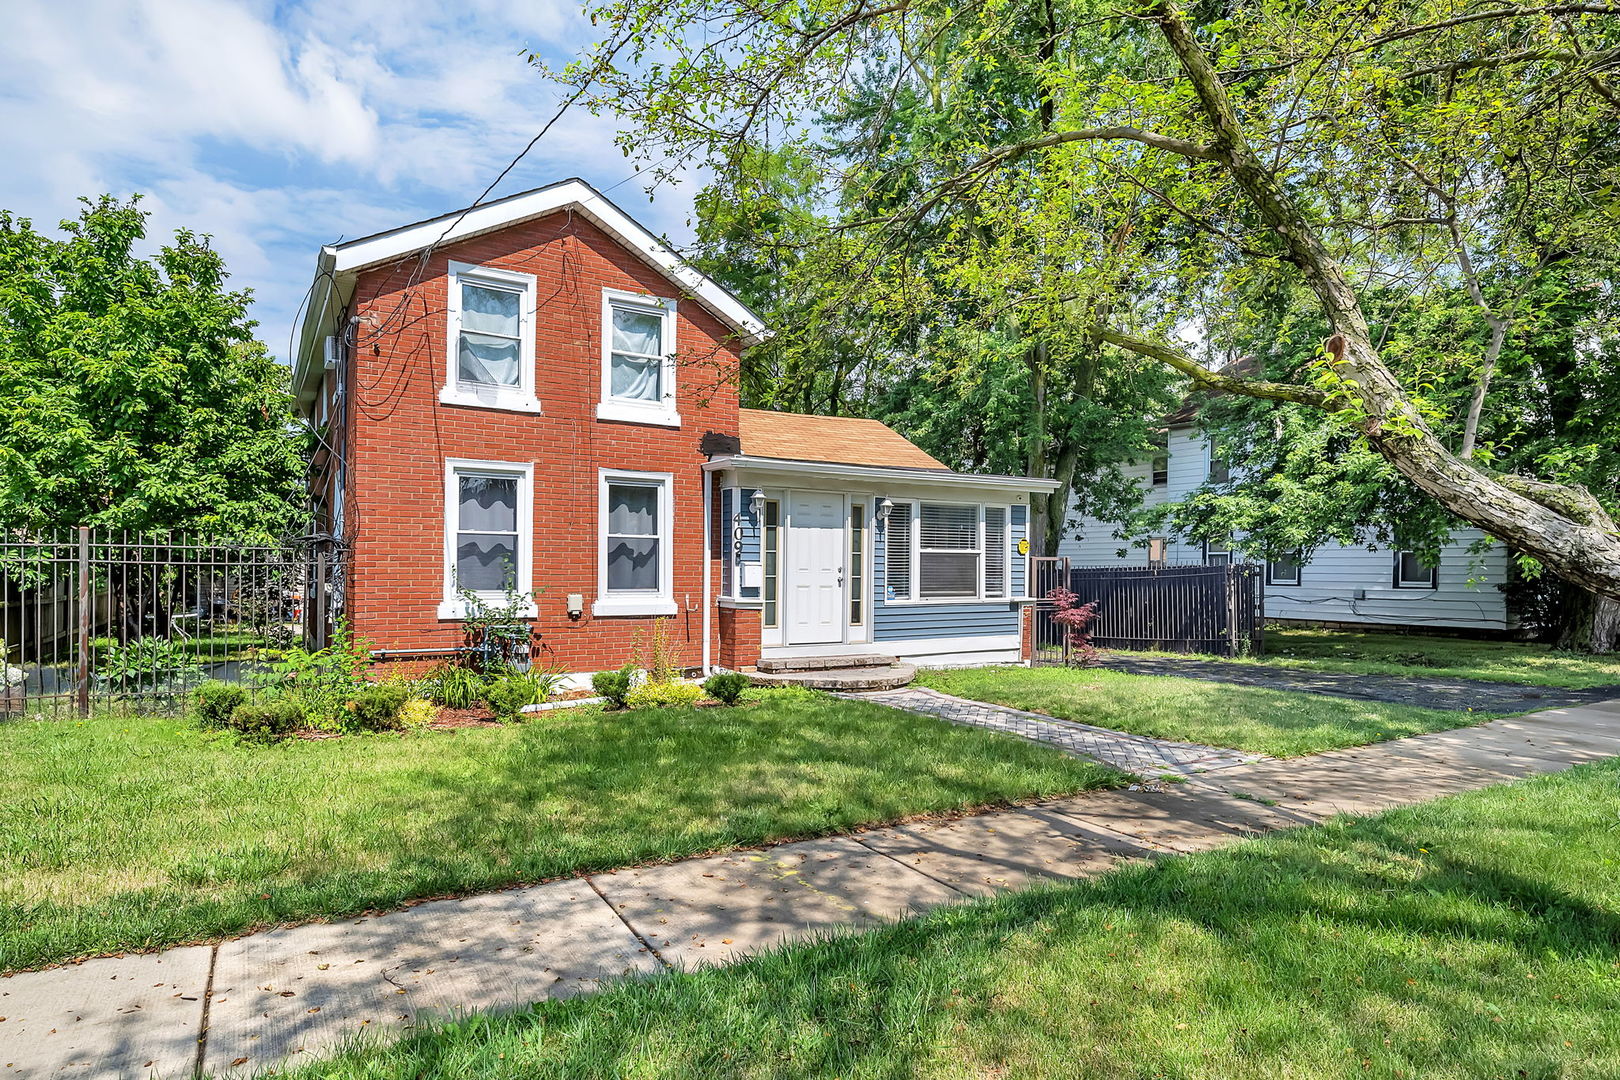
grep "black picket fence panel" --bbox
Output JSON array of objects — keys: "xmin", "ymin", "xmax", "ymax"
[
  {"xmin": 1, "ymin": 529, "xmax": 343, "ymax": 718},
  {"xmin": 1030, "ymin": 559, "xmax": 1263, "ymax": 663}
]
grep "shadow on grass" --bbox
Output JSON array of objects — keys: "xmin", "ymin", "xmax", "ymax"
[{"xmin": 290, "ymin": 762, "xmax": 1620, "ymax": 1079}]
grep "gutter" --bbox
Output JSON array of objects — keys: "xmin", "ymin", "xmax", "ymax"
[
  {"xmin": 702, "ymin": 454, "xmax": 1063, "ymax": 493},
  {"xmin": 701, "ymin": 468, "xmax": 713, "ymax": 676}
]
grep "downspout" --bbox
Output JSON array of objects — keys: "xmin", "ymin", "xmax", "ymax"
[{"xmin": 701, "ymin": 468, "xmax": 713, "ymax": 676}]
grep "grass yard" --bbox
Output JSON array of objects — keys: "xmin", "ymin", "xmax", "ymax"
[
  {"xmin": 282, "ymin": 760, "xmax": 1620, "ymax": 1080},
  {"xmin": 0, "ymin": 689, "xmax": 1113, "ymax": 973},
  {"xmin": 1248, "ymin": 627, "xmax": 1620, "ymax": 688},
  {"xmin": 916, "ymin": 666, "xmax": 1489, "ymax": 757}
]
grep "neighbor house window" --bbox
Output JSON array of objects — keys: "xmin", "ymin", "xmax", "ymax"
[
  {"xmin": 1268, "ymin": 551, "xmax": 1303, "ymax": 586},
  {"xmin": 1203, "ymin": 541, "xmax": 1232, "ymax": 567},
  {"xmin": 441, "ymin": 263, "xmax": 539, "ymax": 412},
  {"xmin": 983, "ymin": 505, "xmax": 1008, "ymax": 599},
  {"xmin": 597, "ymin": 289, "xmax": 680, "ymax": 427},
  {"xmin": 1207, "ymin": 447, "xmax": 1230, "ymax": 484},
  {"xmin": 763, "ymin": 499, "xmax": 781, "ymax": 628},
  {"xmin": 1147, "ymin": 537, "xmax": 1168, "ymax": 565},
  {"xmin": 596, "ymin": 470, "xmax": 676, "ymax": 615},
  {"xmin": 1394, "ymin": 550, "xmax": 1438, "ymax": 589},
  {"xmin": 440, "ymin": 459, "xmax": 534, "ymax": 619},
  {"xmin": 1151, "ymin": 454, "xmax": 1169, "ymax": 486}
]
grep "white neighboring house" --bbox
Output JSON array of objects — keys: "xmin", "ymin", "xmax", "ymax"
[{"xmin": 1058, "ymin": 424, "xmax": 1513, "ymax": 632}]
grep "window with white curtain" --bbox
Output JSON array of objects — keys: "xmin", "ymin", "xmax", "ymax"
[
  {"xmin": 440, "ymin": 459, "xmax": 534, "ymax": 619},
  {"xmin": 441, "ymin": 263, "xmax": 539, "ymax": 413},
  {"xmin": 598, "ymin": 289, "xmax": 680, "ymax": 426},
  {"xmin": 595, "ymin": 470, "xmax": 677, "ymax": 616}
]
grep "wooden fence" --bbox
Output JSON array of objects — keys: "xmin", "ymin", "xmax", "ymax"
[{"xmin": 1030, "ymin": 559, "xmax": 1263, "ymax": 662}]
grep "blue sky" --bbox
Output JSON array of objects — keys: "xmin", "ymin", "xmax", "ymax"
[{"xmin": 0, "ymin": 0, "xmax": 701, "ymax": 363}]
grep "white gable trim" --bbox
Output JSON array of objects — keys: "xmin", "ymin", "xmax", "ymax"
[{"xmin": 327, "ymin": 178, "xmax": 767, "ymax": 345}]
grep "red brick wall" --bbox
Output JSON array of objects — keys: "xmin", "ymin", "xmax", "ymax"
[
  {"xmin": 718, "ymin": 607, "xmax": 762, "ymax": 670},
  {"xmin": 1020, "ymin": 604, "xmax": 1032, "ymax": 662},
  {"xmin": 342, "ymin": 210, "xmax": 745, "ymax": 675}
]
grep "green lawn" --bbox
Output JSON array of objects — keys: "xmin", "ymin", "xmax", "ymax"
[
  {"xmin": 1245, "ymin": 627, "xmax": 1620, "ymax": 688},
  {"xmin": 281, "ymin": 760, "xmax": 1620, "ymax": 1080},
  {"xmin": 0, "ymin": 689, "xmax": 1112, "ymax": 973},
  {"xmin": 916, "ymin": 666, "xmax": 1490, "ymax": 757}
]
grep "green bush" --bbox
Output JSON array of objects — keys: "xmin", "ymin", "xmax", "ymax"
[
  {"xmin": 625, "ymin": 681, "xmax": 704, "ymax": 710},
  {"xmin": 592, "ymin": 664, "xmax": 636, "ymax": 709},
  {"xmin": 398, "ymin": 697, "xmax": 438, "ymax": 728},
  {"xmin": 427, "ymin": 662, "xmax": 486, "ymax": 709},
  {"xmin": 227, "ymin": 700, "xmax": 303, "ymax": 741},
  {"xmin": 346, "ymin": 682, "xmax": 411, "ymax": 732},
  {"xmin": 258, "ymin": 619, "xmax": 371, "ymax": 727},
  {"xmin": 192, "ymin": 681, "xmax": 248, "ymax": 728},
  {"xmin": 95, "ymin": 637, "xmax": 204, "ymax": 700},
  {"xmin": 702, "ymin": 672, "xmax": 751, "ymax": 706},
  {"xmin": 483, "ymin": 675, "xmax": 540, "ymax": 723}
]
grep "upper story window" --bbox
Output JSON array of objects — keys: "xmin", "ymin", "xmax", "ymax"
[
  {"xmin": 1394, "ymin": 550, "xmax": 1438, "ymax": 589},
  {"xmin": 440, "ymin": 263, "xmax": 540, "ymax": 413},
  {"xmin": 1207, "ymin": 446, "xmax": 1231, "ymax": 484},
  {"xmin": 597, "ymin": 289, "xmax": 680, "ymax": 428},
  {"xmin": 439, "ymin": 459, "xmax": 535, "ymax": 620},
  {"xmin": 595, "ymin": 469, "xmax": 677, "ymax": 616},
  {"xmin": 1151, "ymin": 453, "xmax": 1169, "ymax": 486}
]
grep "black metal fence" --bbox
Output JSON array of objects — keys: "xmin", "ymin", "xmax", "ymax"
[
  {"xmin": 1, "ymin": 529, "xmax": 341, "ymax": 718},
  {"xmin": 1031, "ymin": 558, "xmax": 1263, "ymax": 663}
]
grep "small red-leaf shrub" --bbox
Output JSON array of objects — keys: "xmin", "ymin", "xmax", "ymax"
[{"xmin": 1048, "ymin": 587, "xmax": 1101, "ymax": 666}]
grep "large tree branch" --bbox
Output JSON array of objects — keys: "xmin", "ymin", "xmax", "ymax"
[{"xmin": 1093, "ymin": 326, "xmax": 1330, "ymax": 408}]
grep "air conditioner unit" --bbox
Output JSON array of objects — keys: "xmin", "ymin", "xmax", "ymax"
[{"xmin": 323, "ymin": 335, "xmax": 341, "ymax": 370}]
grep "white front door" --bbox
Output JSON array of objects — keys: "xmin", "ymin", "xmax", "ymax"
[{"xmin": 785, "ymin": 491, "xmax": 845, "ymax": 645}]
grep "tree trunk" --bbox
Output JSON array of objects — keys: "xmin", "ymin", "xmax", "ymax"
[
  {"xmin": 1554, "ymin": 581, "xmax": 1620, "ymax": 654},
  {"xmin": 1459, "ymin": 314, "xmax": 1507, "ymax": 459}
]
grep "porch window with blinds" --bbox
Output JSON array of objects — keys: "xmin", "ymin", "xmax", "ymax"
[
  {"xmin": 983, "ymin": 505, "xmax": 1007, "ymax": 598},
  {"xmin": 885, "ymin": 502, "xmax": 913, "ymax": 600},
  {"xmin": 918, "ymin": 503, "xmax": 981, "ymax": 599}
]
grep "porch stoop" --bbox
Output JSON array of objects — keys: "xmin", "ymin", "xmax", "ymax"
[{"xmin": 751, "ymin": 653, "xmax": 917, "ymax": 691}]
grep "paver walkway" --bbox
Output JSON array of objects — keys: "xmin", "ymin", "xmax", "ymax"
[
  {"xmin": 5, "ymin": 699, "xmax": 1619, "ymax": 1079},
  {"xmin": 855, "ymin": 686, "xmax": 1265, "ymax": 774},
  {"xmin": 1098, "ymin": 654, "xmax": 1620, "ymax": 712}
]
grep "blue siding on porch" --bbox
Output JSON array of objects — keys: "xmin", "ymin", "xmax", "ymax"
[
  {"xmin": 871, "ymin": 497, "xmax": 1024, "ymax": 642},
  {"xmin": 720, "ymin": 487, "xmax": 761, "ymax": 599}
]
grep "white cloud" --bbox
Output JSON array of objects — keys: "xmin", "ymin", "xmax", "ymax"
[{"xmin": 0, "ymin": 0, "xmax": 701, "ymax": 361}]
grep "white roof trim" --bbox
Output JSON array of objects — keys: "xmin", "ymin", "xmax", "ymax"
[
  {"xmin": 704, "ymin": 454, "xmax": 1062, "ymax": 493},
  {"xmin": 326, "ymin": 178, "xmax": 766, "ymax": 345}
]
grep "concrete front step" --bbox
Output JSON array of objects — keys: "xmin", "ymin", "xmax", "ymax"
[
  {"xmin": 756, "ymin": 653, "xmax": 900, "ymax": 674},
  {"xmin": 751, "ymin": 663, "xmax": 918, "ymax": 691}
]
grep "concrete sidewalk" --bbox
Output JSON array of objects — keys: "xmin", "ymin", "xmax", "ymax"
[{"xmin": 5, "ymin": 700, "xmax": 1618, "ymax": 1079}]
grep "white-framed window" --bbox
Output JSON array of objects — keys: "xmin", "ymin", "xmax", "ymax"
[
  {"xmin": 884, "ymin": 500, "xmax": 1014, "ymax": 603},
  {"xmin": 1267, "ymin": 550, "xmax": 1303, "ymax": 586},
  {"xmin": 439, "ymin": 262, "xmax": 541, "ymax": 413},
  {"xmin": 1151, "ymin": 453, "xmax": 1169, "ymax": 486},
  {"xmin": 596, "ymin": 289, "xmax": 680, "ymax": 427},
  {"xmin": 1207, "ymin": 446, "xmax": 1231, "ymax": 484},
  {"xmin": 1203, "ymin": 541, "xmax": 1232, "ymax": 567},
  {"xmin": 439, "ymin": 459, "xmax": 535, "ymax": 620},
  {"xmin": 1394, "ymin": 550, "xmax": 1438, "ymax": 589},
  {"xmin": 595, "ymin": 469, "xmax": 677, "ymax": 616}
]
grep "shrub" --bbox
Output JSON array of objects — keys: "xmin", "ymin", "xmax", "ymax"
[
  {"xmin": 227, "ymin": 700, "xmax": 303, "ymax": 741},
  {"xmin": 192, "ymin": 681, "xmax": 248, "ymax": 728},
  {"xmin": 95, "ymin": 637, "xmax": 204, "ymax": 700},
  {"xmin": 398, "ymin": 697, "xmax": 438, "ymax": 728},
  {"xmin": 259, "ymin": 619, "xmax": 371, "ymax": 726},
  {"xmin": 426, "ymin": 662, "xmax": 486, "ymax": 709},
  {"xmin": 1049, "ymin": 587, "xmax": 1102, "ymax": 667},
  {"xmin": 483, "ymin": 675, "xmax": 539, "ymax": 723},
  {"xmin": 626, "ymin": 681, "xmax": 703, "ymax": 710},
  {"xmin": 346, "ymin": 682, "xmax": 411, "ymax": 732},
  {"xmin": 592, "ymin": 664, "xmax": 636, "ymax": 709},
  {"xmin": 702, "ymin": 671, "xmax": 750, "ymax": 705},
  {"xmin": 631, "ymin": 618, "xmax": 681, "ymax": 684}
]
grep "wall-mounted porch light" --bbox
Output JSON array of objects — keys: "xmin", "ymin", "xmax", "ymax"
[
  {"xmin": 748, "ymin": 488, "xmax": 766, "ymax": 519},
  {"xmin": 875, "ymin": 497, "xmax": 894, "ymax": 524}
]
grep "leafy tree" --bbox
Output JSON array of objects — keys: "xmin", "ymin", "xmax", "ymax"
[
  {"xmin": 0, "ymin": 196, "xmax": 306, "ymax": 539},
  {"xmin": 549, "ymin": 0, "xmax": 1620, "ymax": 597}
]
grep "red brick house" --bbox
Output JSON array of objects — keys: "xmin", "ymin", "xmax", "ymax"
[{"xmin": 292, "ymin": 179, "xmax": 1056, "ymax": 682}]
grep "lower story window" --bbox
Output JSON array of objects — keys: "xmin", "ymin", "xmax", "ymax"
[
  {"xmin": 849, "ymin": 502, "xmax": 865, "ymax": 626},
  {"xmin": 442, "ymin": 459, "xmax": 533, "ymax": 618},
  {"xmin": 596, "ymin": 470, "xmax": 676, "ymax": 616},
  {"xmin": 1267, "ymin": 550, "xmax": 1302, "ymax": 585},
  {"xmin": 1394, "ymin": 550, "xmax": 1438, "ymax": 589},
  {"xmin": 919, "ymin": 502, "xmax": 981, "ymax": 599},
  {"xmin": 1204, "ymin": 541, "xmax": 1232, "ymax": 567},
  {"xmin": 763, "ymin": 498, "xmax": 780, "ymax": 628}
]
